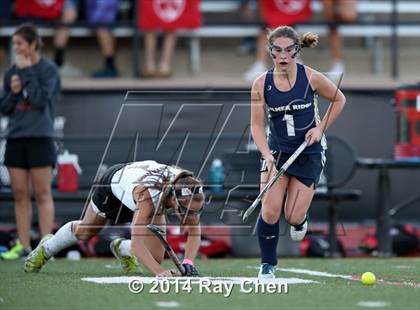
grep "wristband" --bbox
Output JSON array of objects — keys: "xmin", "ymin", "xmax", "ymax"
[{"xmin": 182, "ymin": 258, "xmax": 194, "ymax": 266}]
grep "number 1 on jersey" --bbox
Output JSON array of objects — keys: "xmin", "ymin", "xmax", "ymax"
[{"xmin": 283, "ymin": 114, "xmax": 295, "ymax": 136}]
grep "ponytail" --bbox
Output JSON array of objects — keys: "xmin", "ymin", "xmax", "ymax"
[{"xmin": 300, "ymin": 32, "xmax": 318, "ymax": 48}]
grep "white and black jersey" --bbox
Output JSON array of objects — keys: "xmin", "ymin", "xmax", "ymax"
[
  {"xmin": 111, "ymin": 160, "xmax": 181, "ymax": 211},
  {"xmin": 91, "ymin": 160, "xmax": 181, "ymax": 223}
]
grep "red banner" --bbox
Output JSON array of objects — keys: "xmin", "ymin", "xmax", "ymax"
[
  {"xmin": 15, "ymin": 0, "xmax": 64, "ymax": 20},
  {"xmin": 138, "ymin": 0, "xmax": 202, "ymax": 31},
  {"xmin": 260, "ymin": 0, "xmax": 312, "ymax": 28}
]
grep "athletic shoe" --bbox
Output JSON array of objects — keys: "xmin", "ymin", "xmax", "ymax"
[
  {"xmin": 24, "ymin": 234, "xmax": 52, "ymax": 272},
  {"xmin": 290, "ymin": 218, "xmax": 308, "ymax": 242},
  {"xmin": 326, "ymin": 61, "xmax": 345, "ymax": 82},
  {"xmin": 244, "ymin": 61, "xmax": 267, "ymax": 82},
  {"xmin": 329, "ymin": 61, "xmax": 345, "ymax": 74},
  {"xmin": 110, "ymin": 238, "xmax": 141, "ymax": 274},
  {"xmin": 258, "ymin": 263, "xmax": 276, "ymax": 278},
  {"xmin": 0, "ymin": 241, "xmax": 31, "ymax": 260},
  {"xmin": 91, "ymin": 67, "xmax": 119, "ymax": 78},
  {"xmin": 59, "ymin": 64, "xmax": 82, "ymax": 78}
]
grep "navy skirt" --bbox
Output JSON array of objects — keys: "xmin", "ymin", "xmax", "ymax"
[{"xmin": 260, "ymin": 151, "xmax": 325, "ymax": 188}]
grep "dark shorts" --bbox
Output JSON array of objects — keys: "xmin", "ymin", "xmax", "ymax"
[
  {"xmin": 91, "ymin": 163, "xmax": 134, "ymax": 224},
  {"xmin": 260, "ymin": 151, "xmax": 325, "ymax": 188},
  {"xmin": 4, "ymin": 138, "xmax": 56, "ymax": 169}
]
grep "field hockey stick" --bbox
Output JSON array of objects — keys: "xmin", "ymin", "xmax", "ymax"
[
  {"xmin": 146, "ymin": 224, "xmax": 186, "ymax": 276},
  {"xmin": 242, "ymin": 138, "xmax": 309, "ymax": 223}
]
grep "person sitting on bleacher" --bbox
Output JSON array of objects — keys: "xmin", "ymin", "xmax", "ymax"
[
  {"xmin": 137, "ymin": 0, "xmax": 202, "ymax": 78},
  {"xmin": 87, "ymin": 0, "xmax": 120, "ymax": 78},
  {"xmin": 53, "ymin": 0, "xmax": 82, "ymax": 78},
  {"xmin": 0, "ymin": 0, "xmax": 12, "ymax": 71},
  {"xmin": 323, "ymin": 0, "xmax": 357, "ymax": 77}
]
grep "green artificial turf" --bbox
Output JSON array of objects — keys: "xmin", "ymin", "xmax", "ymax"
[{"xmin": 0, "ymin": 257, "xmax": 419, "ymax": 310}]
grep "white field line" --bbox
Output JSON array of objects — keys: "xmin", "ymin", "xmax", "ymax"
[
  {"xmin": 156, "ymin": 301, "xmax": 180, "ymax": 308},
  {"xmin": 81, "ymin": 276, "xmax": 318, "ymax": 285},
  {"xmin": 246, "ymin": 266, "xmax": 420, "ymax": 288},
  {"xmin": 246, "ymin": 266, "xmax": 351, "ymax": 279},
  {"xmin": 104, "ymin": 264, "xmax": 121, "ymax": 269},
  {"xmin": 357, "ymin": 301, "xmax": 391, "ymax": 308},
  {"xmin": 395, "ymin": 265, "xmax": 413, "ymax": 269},
  {"xmin": 279, "ymin": 268, "xmax": 352, "ymax": 279}
]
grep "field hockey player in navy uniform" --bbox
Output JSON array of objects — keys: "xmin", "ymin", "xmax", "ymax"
[{"xmin": 250, "ymin": 26, "xmax": 346, "ymax": 278}]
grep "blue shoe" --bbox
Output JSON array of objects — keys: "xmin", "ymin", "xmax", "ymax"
[
  {"xmin": 91, "ymin": 67, "xmax": 119, "ymax": 78},
  {"xmin": 258, "ymin": 263, "xmax": 276, "ymax": 278}
]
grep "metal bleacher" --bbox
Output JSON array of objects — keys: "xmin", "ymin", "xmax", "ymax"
[
  {"xmin": 0, "ymin": 0, "xmax": 419, "ymax": 77},
  {"xmin": 188, "ymin": 0, "xmax": 420, "ymax": 77}
]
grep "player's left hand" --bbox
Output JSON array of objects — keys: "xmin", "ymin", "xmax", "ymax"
[
  {"xmin": 182, "ymin": 263, "xmax": 199, "ymax": 277},
  {"xmin": 305, "ymin": 126, "xmax": 323, "ymax": 146}
]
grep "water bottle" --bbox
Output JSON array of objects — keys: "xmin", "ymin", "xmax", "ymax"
[
  {"xmin": 54, "ymin": 116, "xmax": 66, "ymax": 154},
  {"xmin": 209, "ymin": 158, "xmax": 225, "ymax": 193}
]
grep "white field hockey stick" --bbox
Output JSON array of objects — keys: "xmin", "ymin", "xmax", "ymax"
[
  {"xmin": 146, "ymin": 224, "xmax": 186, "ymax": 276},
  {"xmin": 242, "ymin": 138, "xmax": 309, "ymax": 223}
]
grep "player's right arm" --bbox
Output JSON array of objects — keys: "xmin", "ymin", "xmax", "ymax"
[
  {"xmin": 131, "ymin": 186, "xmax": 174, "ymax": 277},
  {"xmin": 250, "ymin": 75, "xmax": 277, "ymax": 173}
]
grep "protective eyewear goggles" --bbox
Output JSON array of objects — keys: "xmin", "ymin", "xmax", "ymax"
[
  {"xmin": 173, "ymin": 186, "xmax": 204, "ymax": 217},
  {"xmin": 269, "ymin": 43, "xmax": 300, "ymax": 56}
]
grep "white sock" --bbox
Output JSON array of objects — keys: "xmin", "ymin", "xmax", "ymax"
[
  {"xmin": 43, "ymin": 221, "xmax": 79, "ymax": 258},
  {"xmin": 119, "ymin": 239, "xmax": 131, "ymax": 257}
]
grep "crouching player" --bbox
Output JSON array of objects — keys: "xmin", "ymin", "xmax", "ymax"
[{"xmin": 24, "ymin": 160, "xmax": 204, "ymax": 277}]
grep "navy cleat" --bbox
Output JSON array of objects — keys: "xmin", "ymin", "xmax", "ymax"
[{"xmin": 258, "ymin": 263, "xmax": 276, "ymax": 278}]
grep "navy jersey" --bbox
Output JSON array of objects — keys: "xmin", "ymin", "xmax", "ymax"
[{"xmin": 264, "ymin": 63, "xmax": 326, "ymax": 154}]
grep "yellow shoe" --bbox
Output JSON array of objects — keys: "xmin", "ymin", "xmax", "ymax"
[
  {"xmin": 110, "ymin": 238, "xmax": 141, "ymax": 274},
  {"xmin": 0, "ymin": 241, "xmax": 31, "ymax": 261},
  {"xmin": 24, "ymin": 234, "xmax": 52, "ymax": 272}
]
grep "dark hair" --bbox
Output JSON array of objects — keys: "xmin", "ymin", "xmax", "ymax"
[
  {"xmin": 267, "ymin": 25, "xmax": 318, "ymax": 49},
  {"xmin": 13, "ymin": 23, "xmax": 42, "ymax": 50}
]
